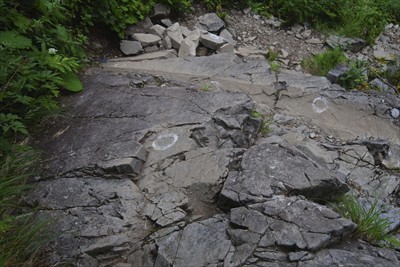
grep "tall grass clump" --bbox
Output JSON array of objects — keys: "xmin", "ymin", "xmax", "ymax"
[
  {"xmin": 334, "ymin": 195, "xmax": 400, "ymax": 247},
  {"xmin": 0, "ymin": 147, "xmax": 50, "ymax": 266}
]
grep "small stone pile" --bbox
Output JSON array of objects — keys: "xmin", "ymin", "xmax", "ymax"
[{"xmin": 120, "ymin": 4, "xmax": 235, "ymax": 58}]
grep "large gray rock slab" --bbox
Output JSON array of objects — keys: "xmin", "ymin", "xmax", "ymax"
[
  {"xmin": 219, "ymin": 143, "xmax": 349, "ymax": 207},
  {"xmin": 200, "ymin": 32, "xmax": 226, "ymax": 50}
]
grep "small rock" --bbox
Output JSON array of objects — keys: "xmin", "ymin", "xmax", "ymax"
[
  {"xmin": 391, "ymin": 108, "xmax": 400, "ymax": 119},
  {"xmin": 163, "ymin": 36, "xmax": 172, "ymax": 50},
  {"xmin": 280, "ymin": 49, "xmax": 289, "ymax": 59},
  {"xmin": 295, "ymin": 65, "xmax": 302, "ymax": 71},
  {"xmin": 302, "ymin": 30, "xmax": 312, "ymax": 38},
  {"xmin": 236, "ymin": 46, "xmax": 268, "ymax": 57},
  {"xmin": 149, "ymin": 24, "xmax": 166, "ymax": 38},
  {"xmin": 132, "ymin": 33, "xmax": 161, "ymax": 47},
  {"xmin": 243, "ymin": 7, "xmax": 251, "ymax": 15},
  {"xmin": 306, "ymin": 38, "xmax": 323, "ymax": 44},
  {"xmin": 369, "ymin": 78, "xmax": 395, "ymax": 94},
  {"xmin": 219, "ymin": 29, "xmax": 235, "ymax": 44},
  {"xmin": 373, "ymin": 50, "xmax": 394, "ymax": 61},
  {"xmin": 120, "ymin": 40, "xmax": 143, "ymax": 55},
  {"xmin": 217, "ymin": 43, "xmax": 234, "ymax": 54},
  {"xmin": 144, "ymin": 45, "xmax": 158, "ymax": 53},
  {"xmin": 309, "ymin": 132, "xmax": 316, "ymax": 139},
  {"xmin": 199, "ymin": 32, "xmax": 225, "ymax": 50},
  {"xmin": 161, "ymin": 19, "xmax": 172, "ymax": 27}
]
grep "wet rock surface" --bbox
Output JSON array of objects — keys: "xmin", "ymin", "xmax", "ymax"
[{"xmin": 30, "ymin": 4, "xmax": 400, "ymax": 265}]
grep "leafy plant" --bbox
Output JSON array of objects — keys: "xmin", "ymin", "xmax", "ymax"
[
  {"xmin": 301, "ymin": 48, "xmax": 346, "ymax": 77},
  {"xmin": 334, "ymin": 195, "xmax": 399, "ymax": 246},
  {"xmin": 338, "ymin": 60, "xmax": 368, "ymax": 90}
]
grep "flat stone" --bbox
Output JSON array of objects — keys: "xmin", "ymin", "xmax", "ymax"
[
  {"xmin": 109, "ymin": 50, "xmax": 177, "ymax": 62},
  {"xmin": 236, "ymin": 46, "xmax": 268, "ymax": 57},
  {"xmin": 178, "ymin": 30, "xmax": 200, "ymax": 58},
  {"xmin": 197, "ymin": 13, "xmax": 225, "ymax": 32},
  {"xmin": 306, "ymin": 38, "xmax": 323, "ymax": 44},
  {"xmin": 132, "ymin": 33, "xmax": 161, "ymax": 47},
  {"xmin": 120, "ymin": 40, "xmax": 143, "ymax": 55},
  {"xmin": 218, "ymin": 43, "xmax": 235, "ymax": 53},
  {"xmin": 200, "ymin": 32, "xmax": 225, "ymax": 50}
]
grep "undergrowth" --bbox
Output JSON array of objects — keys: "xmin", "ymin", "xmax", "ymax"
[{"xmin": 301, "ymin": 48, "xmax": 346, "ymax": 77}]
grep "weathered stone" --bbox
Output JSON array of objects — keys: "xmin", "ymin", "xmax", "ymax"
[
  {"xmin": 197, "ymin": 13, "xmax": 225, "ymax": 32},
  {"xmin": 218, "ymin": 43, "xmax": 235, "ymax": 53},
  {"xmin": 178, "ymin": 30, "xmax": 200, "ymax": 58},
  {"xmin": 120, "ymin": 40, "xmax": 143, "ymax": 55},
  {"xmin": 219, "ymin": 143, "xmax": 349, "ymax": 207},
  {"xmin": 167, "ymin": 23, "xmax": 184, "ymax": 50},
  {"xmin": 200, "ymin": 32, "xmax": 226, "ymax": 50},
  {"xmin": 132, "ymin": 33, "xmax": 161, "ymax": 47},
  {"xmin": 391, "ymin": 108, "xmax": 400, "ymax": 119},
  {"xmin": 109, "ymin": 50, "xmax": 177, "ymax": 62},
  {"xmin": 163, "ymin": 35, "xmax": 172, "ymax": 49},
  {"xmin": 160, "ymin": 18, "xmax": 172, "ymax": 27},
  {"xmin": 369, "ymin": 78, "xmax": 394, "ymax": 93},
  {"xmin": 373, "ymin": 50, "xmax": 395, "ymax": 60},
  {"xmin": 220, "ymin": 29, "xmax": 235, "ymax": 44},
  {"xmin": 152, "ymin": 3, "xmax": 170, "ymax": 18},
  {"xmin": 149, "ymin": 24, "xmax": 166, "ymax": 38},
  {"xmin": 144, "ymin": 45, "xmax": 158, "ymax": 53},
  {"xmin": 326, "ymin": 35, "xmax": 368, "ymax": 52},
  {"xmin": 306, "ymin": 38, "xmax": 323, "ymax": 44}
]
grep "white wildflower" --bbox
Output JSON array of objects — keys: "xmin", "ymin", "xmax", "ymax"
[{"xmin": 48, "ymin": 48, "xmax": 58, "ymax": 54}]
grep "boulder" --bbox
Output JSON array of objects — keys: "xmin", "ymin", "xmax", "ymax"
[
  {"xmin": 120, "ymin": 40, "xmax": 143, "ymax": 55},
  {"xmin": 219, "ymin": 143, "xmax": 349, "ymax": 208}
]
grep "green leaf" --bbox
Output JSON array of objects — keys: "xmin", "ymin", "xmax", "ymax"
[
  {"xmin": 0, "ymin": 31, "xmax": 32, "ymax": 49},
  {"xmin": 61, "ymin": 72, "xmax": 83, "ymax": 92}
]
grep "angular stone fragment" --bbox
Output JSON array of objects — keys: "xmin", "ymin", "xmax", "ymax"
[
  {"xmin": 125, "ymin": 17, "xmax": 153, "ymax": 37},
  {"xmin": 220, "ymin": 29, "xmax": 235, "ymax": 44},
  {"xmin": 178, "ymin": 30, "xmax": 200, "ymax": 58},
  {"xmin": 149, "ymin": 24, "xmax": 166, "ymax": 38},
  {"xmin": 120, "ymin": 40, "xmax": 143, "ymax": 55},
  {"xmin": 200, "ymin": 32, "xmax": 226, "ymax": 50},
  {"xmin": 218, "ymin": 43, "xmax": 235, "ymax": 53},
  {"xmin": 327, "ymin": 64, "xmax": 350, "ymax": 84},
  {"xmin": 152, "ymin": 3, "xmax": 170, "ymax": 18},
  {"xmin": 166, "ymin": 23, "xmax": 184, "ymax": 50}
]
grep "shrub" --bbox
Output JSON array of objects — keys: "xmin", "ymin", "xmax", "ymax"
[{"xmin": 301, "ymin": 48, "xmax": 346, "ymax": 77}]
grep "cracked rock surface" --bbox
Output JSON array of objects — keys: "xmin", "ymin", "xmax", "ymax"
[{"xmin": 29, "ymin": 53, "xmax": 400, "ymax": 266}]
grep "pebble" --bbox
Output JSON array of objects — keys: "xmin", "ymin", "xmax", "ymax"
[
  {"xmin": 391, "ymin": 108, "xmax": 400, "ymax": 119},
  {"xmin": 309, "ymin": 132, "xmax": 316, "ymax": 139}
]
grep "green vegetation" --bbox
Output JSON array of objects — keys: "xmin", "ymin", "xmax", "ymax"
[
  {"xmin": 250, "ymin": 110, "xmax": 271, "ymax": 135},
  {"xmin": 301, "ymin": 48, "xmax": 346, "ymax": 76},
  {"xmin": 335, "ymin": 195, "xmax": 400, "ymax": 247},
  {"xmin": 0, "ymin": 146, "xmax": 51, "ymax": 266}
]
